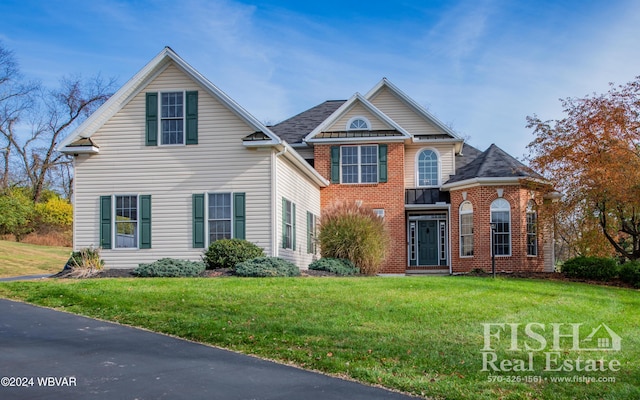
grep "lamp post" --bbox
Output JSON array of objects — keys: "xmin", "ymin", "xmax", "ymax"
[{"xmin": 490, "ymin": 222, "xmax": 497, "ymax": 278}]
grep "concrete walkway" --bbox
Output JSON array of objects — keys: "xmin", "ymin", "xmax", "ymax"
[{"xmin": 0, "ymin": 299, "xmax": 418, "ymax": 399}]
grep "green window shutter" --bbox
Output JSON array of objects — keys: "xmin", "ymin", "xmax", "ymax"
[
  {"xmin": 139, "ymin": 195, "xmax": 152, "ymax": 249},
  {"xmin": 99, "ymin": 196, "xmax": 112, "ymax": 250},
  {"xmin": 292, "ymin": 203, "xmax": 296, "ymax": 251},
  {"xmin": 233, "ymin": 193, "xmax": 246, "ymax": 240},
  {"xmin": 306, "ymin": 211, "xmax": 312, "ymax": 254},
  {"xmin": 378, "ymin": 144, "xmax": 388, "ymax": 183},
  {"xmin": 192, "ymin": 194, "xmax": 205, "ymax": 248},
  {"xmin": 145, "ymin": 92, "xmax": 158, "ymax": 146},
  {"xmin": 282, "ymin": 198, "xmax": 287, "ymax": 249},
  {"xmin": 185, "ymin": 91, "xmax": 198, "ymax": 145},
  {"xmin": 330, "ymin": 146, "xmax": 340, "ymax": 183}
]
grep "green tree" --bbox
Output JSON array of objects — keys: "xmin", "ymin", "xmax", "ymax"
[{"xmin": 0, "ymin": 189, "xmax": 35, "ymax": 241}]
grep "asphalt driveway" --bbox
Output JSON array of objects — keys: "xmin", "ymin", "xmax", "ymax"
[{"xmin": 0, "ymin": 299, "xmax": 418, "ymax": 399}]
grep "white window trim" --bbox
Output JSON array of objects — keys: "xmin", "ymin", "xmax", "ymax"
[
  {"xmin": 159, "ymin": 90, "xmax": 186, "ymax": 147},
  {"xmin": 113, "ymin": 194, "xmax": 139, "ymax": 250},
  {"xmin": 415, "ymin": 147, "xmax": 441, "ymax": 188},
  {"xmin": 205, "ymin": 192, "xmax": 234, "ymax": 246},
  {"xmin": 283, "ymin": 198, "xmax": 294, "ymax": 250},
  {"xmin": 490, "ymin": 198, "xmax": 512, "ymax": 257},
  {"xmin": 459, "ymin": 201, "xmax": 473, "ymax": 258},
  {"xmin": 346, "ymin": 116, "xmax": 371, "ymax": 131},
  {"xmin": 373, "ymin": 209, "xmax": 385, "ymax": 219},
  {"xmin": 340, "ymin": 144, "xmax": 379, "ymax": 184}
]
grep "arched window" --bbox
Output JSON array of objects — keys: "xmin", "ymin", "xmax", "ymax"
[
  {"xmin": 417, "ymin": 149, "xmax": 439, "ymax": 186},
  {"xmin": 490, "ymin": 198, "xmax": 511, "ymax": 256},
  {"xmin": 347, "ymin": 116, "xmax": 370, "ymax": 130},
  {"xmin": 526, "ymin": 200, "xmax": 538, "ymax": 256},
  {"xmin": 459, "ymin": 201, "xmax": 474, "ymax": 257}
]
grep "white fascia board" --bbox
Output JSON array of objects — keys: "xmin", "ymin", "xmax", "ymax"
[
  {"xmin": 59, "ymin": 145, "xmax": 99, "ymax": 155},
  {"xmin": 440, "ymin": 177, "xmax": 523, "ymax": 191},
  {"xmin": 365, "ymin": 78, "xmax": 463, "ymax": 140},
  {"xmin": 242, "ymin": 139, "xmax": 280, "ymax": 148}
]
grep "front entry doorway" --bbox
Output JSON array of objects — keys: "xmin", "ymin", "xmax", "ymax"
[{"xmin": 408, "ymin": 214, "xmax": 448, "ymax": 267}]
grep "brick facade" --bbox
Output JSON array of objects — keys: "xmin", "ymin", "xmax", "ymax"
[
  {"xmin": 314, "ymin": 143, "xmax": 407, "ymax": 274},
  {"xmin": 449, "ymin": 185, "xmax": 546, "ymax": 273}
]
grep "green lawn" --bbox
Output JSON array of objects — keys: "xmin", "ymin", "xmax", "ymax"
[
  {"xmin": 0, "ymin": 276, "xmax": 638, "ymax": 399},
  {"xmin": 0, "ymin": 240, "xmax": 70, "ymax": 277}
]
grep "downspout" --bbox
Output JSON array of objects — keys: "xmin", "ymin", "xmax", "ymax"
[{"xmin": 271, "ymin": 146, "xmax": 287, "ymax": 257}]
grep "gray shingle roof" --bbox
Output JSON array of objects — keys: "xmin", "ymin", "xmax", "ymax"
[
  {"xmin": 446, "ymin": 143, "xmax": 544, "ymax": 184},
  {"xmin": 268, "ymin": 100, "xmax": 346, "ymax": 144}
]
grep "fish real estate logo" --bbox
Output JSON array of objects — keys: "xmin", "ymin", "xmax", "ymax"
[{"xmin": 480, "ymin": 323, "xmax": 622, "ymax": 374}]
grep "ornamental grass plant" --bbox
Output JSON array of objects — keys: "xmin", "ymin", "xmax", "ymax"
[{"xmin": 318, "ymin": 201, "xmax": 389, "ymax": 275}]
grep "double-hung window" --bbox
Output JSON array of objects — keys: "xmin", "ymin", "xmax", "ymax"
[
  {"xmin": 459, "ymin": 201, "xmax": 474, "ymax": 257},
  {"xmin": 146, "ymin": 91, "xmax": 198, "ymax": 146},
  {"xmin": 115, "ymin": 195, "xmax": 138, "ymax": 248},
  {"xmin": 208, "ymin": 193, "xmax": 232, "ymax": 242},
  {"xmin": 192, "ymin": 193, "xmax": 245, "ymax": 248},
  {"xmin": 99, "ymin": 194, "xmax": 152, "ymax": 250},
  {"xmin": 306, "ymin": 212, "xmax": 317, "ymax": 254},
  {"xmin": 282, "ymin": 198, "xmax": 295, "ymax": 249},
  {"xmin": 161, "ymin": 92, "xmax": 184, "ymax": 145},
  {"xmin": 341, "ymin": 145, "xmax": 378, "ymax": 184}
]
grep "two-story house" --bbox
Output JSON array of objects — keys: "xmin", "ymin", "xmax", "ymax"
[{"xmin": 59, "ymin": 48, "xmax": 555, "ymax": 274}]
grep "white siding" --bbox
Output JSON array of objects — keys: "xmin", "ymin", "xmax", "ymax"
[
  {"xmin": 404, "ymin": 143, "xmax": 456, "ymax": 188},
  {"xmin": 369, "ymin": 87, "xmax": 442, "ymax": 135},
  {"xmin": 327, "ymin": 103, "xmax": 389, "ymax": 131},
  {"xmin": 73, "ymin": 63, "xmax": 273, "ymax": 268},
  {"xmin": 275, "ymin": 155, "xmax": 321, "ymax": 269}
]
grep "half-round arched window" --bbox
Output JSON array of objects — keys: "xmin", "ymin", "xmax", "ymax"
[
  {"xmin": 490, "ymin": 198, "xmax": 511, "ymax": 256},
  {"xmin": 347, "ymin": 116, "xmax": 370, "ymax": 130},
  {"xmin": 417, "ymin": 149, "xmax": 439, "ymax": 186},
  {"xmin": 459, "ymin": 201, "xmax": 474, "ymax": 257}
]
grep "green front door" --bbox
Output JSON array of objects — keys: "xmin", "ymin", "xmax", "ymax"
[{"xmin": 418, "ymin": 220, "xmax": 438, "ymax": 266}]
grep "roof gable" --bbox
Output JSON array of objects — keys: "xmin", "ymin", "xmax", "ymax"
[
  {"xmin": 365, "ymin": 78, "xmax": 462, "ymax": 141},
  {"xmin": 59, "ymin": 47, "xmax": 281, "ymax": 151},
  {"xmin": 305, "ymin": 93, "xmax": 411, "ymax": 143}
]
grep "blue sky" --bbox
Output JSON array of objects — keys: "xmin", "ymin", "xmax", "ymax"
[{"xmin": 1, "ymin": 0, "xmax": 639, "ymax": 158}]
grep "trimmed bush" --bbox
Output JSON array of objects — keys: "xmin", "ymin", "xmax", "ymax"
[
  {"xmin": 204, "ymin": 239, "xmax": 264, "ymax": 270},
  {"xmin": 133, "ymin": 258, "xmax": 206, "ymax": 277},
  {"xmin": 309, "ymin": 258, "xmax": 359, "ymax": 276},
  {"xmin": 318, "ymin": 201, "xmax": 389, "ymax": 275},
  {"xmin": 235, "ymin": 257, "xmax": 300, "ymax": 277},
  {"xmin": 561, "ymin": 256, "xmax": 619, "ymax": 281},
  {"xmin": 619, "ymin": 261, "xmax": 640, "ymax": 288}
]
